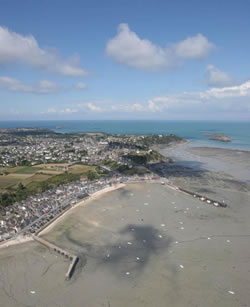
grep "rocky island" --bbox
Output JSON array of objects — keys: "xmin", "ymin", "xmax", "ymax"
[{"xmin": 204, "ymin": 133, "xmax": 231, "ymax": 142}]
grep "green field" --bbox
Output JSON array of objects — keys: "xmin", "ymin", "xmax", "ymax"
[
  {"xmin": 22, "ymin": 174, "xmax": 51, "ymax": 185},
  {"xmin": 0, "ymin": 166, "xmax": 23, "ymax": 174},
  {"xmin": 0, "ymin": 163, "xmax": 100, "ymax": 208},
  {"xmin": 0, "ymin": 176, "xmax": 23, "ymax": 189},
  {"xmin": 69, "ymin": 164, "xmax": 96, "ymax": 175},
  {"xmin": 13, "ymin": 166, "xmax": 41, "ymax": 174}
]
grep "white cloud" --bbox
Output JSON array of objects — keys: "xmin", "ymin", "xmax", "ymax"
[
  {"xmin": 76, "ymin": 82, "xmax": 88, "ymax": 89},
  {"xmin": 148, "ymin": 100, "xmax": 162, "ymax": 112},
  {"xmin": 205, "ymin": 65, "xmax": 234, "ymax": 87},
  {"xmin": 205, "ymin": 80, "xmax": 250, "ymax": 98},
  {"xmin": 106, "ymin": 24, "xmax": 169, "ymax": 71},
  {"xmin": 175, "ymin": 34, "xmax": 215, "ymax": 59},
  {"xmin": 146, "ymin": 80, "xmax": 250, "ymax": 113},
  {"xmin": 77, "ymin": 101, "xmax": 144, "ymax": 113},
  {"xmin": 42, "ymin": 107, "xmax": 77, "ymax": 114},
  {"xmin": 37, "ymin": 80, "xmax": 59, "ymax": 93},
  {"xmin": 60, "ymin": 108, "xmax": 77, "ymax": 113},
  {"xmin": 86, "ymin": 103, "xmax": 103, "ymax": 112},
  {"xmin": 0, "ymin": 26, "xmax": 87, "ymax": 77},
  {"xmin": 118, "ymin": 103, "xmax": 146, "ymax": 112},
  {"xmin": 0, "ymin": 76, "xmax": 58, "ymax": 94},
  {"xmin": 47, "ymin": 108, "xmax": 57, "ymax": 113},
  {"xmin": 106, "ymin": 24, "xmax": 215, "ymax": 71},
  {"xmin": 130, "ymin": 103, "xmax": 145, "ymax": 111},
  {"xmin": 40, "ymin": 81, "xmax": 250, "ymax": 119}
]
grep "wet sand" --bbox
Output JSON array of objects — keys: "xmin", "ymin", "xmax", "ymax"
[
  {"xmin": 1, "ymin": 179, "xmax": 250, "ymax": 306},
  {"xmin": 38, "ymin": 183, "xmax": 125, "ymax": 236},
  {"xmin": 156, "ymin": 143, "xmax": 250, "ymax": 182},
  {"xmin": 0, "ymin": 183, "xmax": 125, "ymax": 250},
  {"xmin": 0, "ymin": 236, "xmax": 33, "ymax": 250}
]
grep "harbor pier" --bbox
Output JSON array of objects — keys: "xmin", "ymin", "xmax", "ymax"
[{"xmin": 33, "ymin": 235, "xmax": 78, "ymax": 280}]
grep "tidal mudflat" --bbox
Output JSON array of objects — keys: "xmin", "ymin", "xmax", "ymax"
[
  {"xmin": 157, "ymin": 142, "xmax": 250, "ymax": 182},
  {"xmin": 1, "ymin": 180, "xmax": 250, "ymax": 307}
]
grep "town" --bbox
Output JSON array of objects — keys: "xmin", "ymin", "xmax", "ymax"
[
  {"xmin": 0, "ymin": 128, "xmax": 182, "ymax": 243},
  {"xmin": 0, "ymin": 128, "xmax": 181, "ymax": 167},
  {"xmin": 0, "ymin": 176, "xmax": 129, "ymax": 242}
]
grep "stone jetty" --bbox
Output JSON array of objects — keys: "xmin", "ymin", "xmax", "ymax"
[
  {"xmin": 177, "ymin": 187, "xmax": 227, "ymax": 207},
  {"xmin": 33, "ymin": 236, "xmax": 78, "ymax": 280}
]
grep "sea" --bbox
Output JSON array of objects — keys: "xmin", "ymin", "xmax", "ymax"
[{"xmin": 0, "ymin": 120, "xmax": 250, "ymax": 150}]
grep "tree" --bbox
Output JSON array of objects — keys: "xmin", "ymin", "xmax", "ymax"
[
  {"xmin": 87, "ymin": 170, "xmax": 99, "ymax": 181},
  {"xmin": 18, "ymin": 183, "xmax": 25, "ymax": 190},
  {"xmin": 41, "ymin": 181, "xmax": 49, "ymax": 192}
]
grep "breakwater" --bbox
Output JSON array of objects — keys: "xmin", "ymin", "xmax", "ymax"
[
  {"xmin": 128, "ymin": 177, "xmax": 227, "ymax": 208},
  {"xmin": 33, "ymin": 236, "xmax": 78, "ymax": 280},
  {"xmin": 177, "ymin": 187, "xmax": 227, "ymax": 207}
]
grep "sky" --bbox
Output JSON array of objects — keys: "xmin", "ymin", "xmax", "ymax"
[{"xmin": 0, "ymin": 0, "xmax": 250, "ymax": 121}]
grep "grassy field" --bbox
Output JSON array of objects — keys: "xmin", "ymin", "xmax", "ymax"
[
  {"xmin": 69, "ymin": 164, "xmax": 96, "ymax": 175},
  {"xmin": 0, "ymin": 176, "xmax": 23, "ymax": 189},
  {"xmin": 22, "ymin": 174, "xmax": 51, "ymax": 185},
  {"xmin": 0, "ymin": 166, "xmax": 41, "ymax": 174},
  {"xmin": 0, "ymin": 163, "xmax": 100, "ymax": 207},
  {"xmin": 0, "ymin": 166, "xmax": 23, "ymax": 173},
  {"xmin": 35, "ymin": 163, "xmax": 70, "ymax": 169},
  {"xmin": 0, "ymin": 163, "xmax": 97, "ymax": 192},
  {"xmin": 38, "ymin": 170, "xmax": 64, "ymax": 175},
  {"xmin": 13, "ymin": 166, "xmax": 42, "ymax": 174}
]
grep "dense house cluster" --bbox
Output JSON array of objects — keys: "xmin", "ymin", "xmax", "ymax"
[
  {"xmin": 0, "ymin": 177, "xmax": 125, "ymax": 242},
  {"xmin": 0, "ymin": 132, "xmax": 92, "ymax": 166},
  {"xmin": 0, "ymin": 128, "xmax": 182, "ymax": 244},
  {"xmin": 0, "ymin": 130, "xmax": 140, "ymax": 167},
  {"xmin": 0, "ymin": 129, "xmax": 177, "ymax": 167}
]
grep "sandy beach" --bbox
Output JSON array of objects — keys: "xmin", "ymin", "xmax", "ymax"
[
  {"xmin": 0, "ymin": 145, "xmax": 250, "ymax": 306},
  {"xmin": 38, "ymin": 183, "xmax": 125, "ymax": 236},
  {"xmin": 0, "ymin": 183, "xmax": 125, "ymax": 249},
  {"xmin": 0, "ymin": 236, "xmax": 33, "ymax": 250}
]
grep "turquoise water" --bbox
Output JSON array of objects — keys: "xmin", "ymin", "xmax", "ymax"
[{"xmin": 0, "ymin": 120, "xmax": 249, "ymax": 150}]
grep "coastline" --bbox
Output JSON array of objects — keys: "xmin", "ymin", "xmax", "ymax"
[
  {"xmin": 1, "ymin": 121, "xmax": 250, "ymax": 151},
  {"xmin": 1, "ymin": 149, "xmax": 250, "ymax": 306},
  {"xmin": 0, "ymin": 183, "xmax": 125, "ymax": 249},
  {"xmin": 38, "ymin": 182, "xmax": 125, "ymax": 236},
  {"xmin": 0, "ymin": 235, "xmax": 33, "ymax": 250},
  {"xmin": 155, "ymin": 141, "xmax": 250, "ymax": 183},
  {"xmin": 2, "ymin": 140, "xmax": 249, "ymax": 251},
  {"xmin": 1, "ymin": 180, "xmax": 249, "ymax": 306}
]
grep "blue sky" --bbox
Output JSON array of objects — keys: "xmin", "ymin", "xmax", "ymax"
[{"xmin": 0, "ymin": 0, "xmax": 249, "ymax": 120}]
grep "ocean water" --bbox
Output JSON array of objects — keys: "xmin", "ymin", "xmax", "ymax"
[{"xmin": 0, "ymin": 120, "xmax": 250, "ymax": 150}]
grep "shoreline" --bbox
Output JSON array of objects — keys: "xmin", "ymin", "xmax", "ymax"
[
  {"xmin": 189, "ymin": 145, "xmax": 250, "ymax": 154},
  {"xmin": 1, "ymin": 177, "xmax": 250, "ymax": 306},
  {"xmin": 0, "ymin": 183, "xmax": 125, "ymax": 249},
  {"xmin": 155, "ymin": 141, "xmax": 250, "ymax": 183},
  {"xmin": 1, "ymin": 141, "xmax": 249, "ymax": 249},
  {"xmin": 38, "ymin": 182, "xmax": 125, "ymax": 236},
  {"xmin": 0, "ymin": 236, "xmax": 33, "ymax": 250},
  {"xmin": 189, "ymin": 141, "xmax": 250, "ymax": 152}
]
